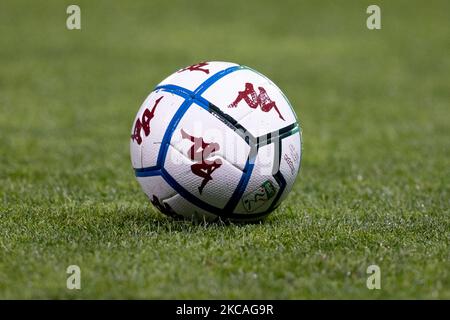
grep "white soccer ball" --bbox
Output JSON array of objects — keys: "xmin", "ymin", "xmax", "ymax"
[{"xmin": 130, "ymin": 61, "xmax": 302, "ymax": 222}]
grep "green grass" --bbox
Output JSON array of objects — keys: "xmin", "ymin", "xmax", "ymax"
[{"xmin": 0, "ymin": 0, "xmax": 449, "ymax": 299}]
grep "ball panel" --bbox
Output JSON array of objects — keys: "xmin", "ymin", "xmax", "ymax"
[
  {"xmin": 200, "ymin": 69, "xmax": 297, "ymax": 137},
  {"xmin": 163, "ymin": 144, "xmax": 243, "ymax": 210},
  {"xmin": 137, "ymin": 175, "xmax": 177, "ymax": 203},
  {"xmin": 171, "ymin": 103, "xmax": 250, "ymax": 171},
  {"xmin": 201, "ymin": 69, "xmax": 266, "ymax": 122},
  {"xmin": 273, "ymin": 131, "xmax": 302, "ymax": 208},
  {"xmin": 232, "ymin": 143, "xmax": 279, "ymax": 215},
  {"xmin": 130, "ymin": 91, "xmax": 185, "ymax": 169},
  {"xmin": 130, "ymin": 134, "xmax": 141, "ymax": 169},
  {"xmin": 157, "ymin": 61, "xmax": 239, "ymax": 92}
]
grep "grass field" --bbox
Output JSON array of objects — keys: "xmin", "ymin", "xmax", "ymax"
[{"xmin": 0, "ymin": 0, "xmax": 449, "ymax": 299}]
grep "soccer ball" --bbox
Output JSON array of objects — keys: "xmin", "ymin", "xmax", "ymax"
[{"xmin": 130, "ymin": 61, "xmax": 302, "ymax": 222}]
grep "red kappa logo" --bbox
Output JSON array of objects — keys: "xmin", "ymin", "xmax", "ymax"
[
  {"xmin": 151, "ymin": 195, "xmax": 181, "ymax": 219},
  {"xmin": 178, "ymin": 62, "xmax": 210, "ymax": 74},
  {"xmin": 228, "ymin": 83, "xmax": 285, "ymax": 121},
  {"xmin": 181, "ymin": 129, "xmax": 222, "ymax": 194},
  {"xmin": 131, "ymin": 96, "xmax": 163, "ymax": 145}
]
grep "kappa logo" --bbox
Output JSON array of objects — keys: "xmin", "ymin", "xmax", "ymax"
[
  {"xmin": 242, "ymin": 180, "xmax": 277, "ymax": 212},
  {"xmin": 178, "ymin": 62, "xmax": 210, "ymax": 74},
  {"xmin": 228, "ymin": 82, "xmax": 285, "ymax": 120},
  {"xmin": 150, "ymin": 195, "xmax": 183, "ymax": 219},
  {"xmin": 181, "ymin": 129, "xmax": 222, "ymax": 194},
  {"xmin": 131, "ymin": 96, "xmax": 163, "ymax": 145}
]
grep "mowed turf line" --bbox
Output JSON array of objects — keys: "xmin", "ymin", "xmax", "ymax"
[{"xmin": 0, "ymin": 0, "xmax": 448, "ymax": 299}]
